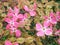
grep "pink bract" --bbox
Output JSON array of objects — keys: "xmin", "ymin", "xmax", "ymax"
[
  {"xmin": 10, "ymin": 28, "xmax": 21, "ymax": 37},
  {"xmin": 23, "ymin": 5, "xmax": 30, "ymax": 12},
  {"xmin": 36, "ymin": 30, "xmax": 45, "ymax": 36},
  {"xmin": 13, "ymin": 42, "xmax": 19, "ymax": 45},
  {"xmin": 29, "ymin": 10, "xmax": 36, "ymax": 16},
  {"xmin": 36, "ymin": 23, "xmax": 42, "ymax": 31},
  {"xmin": 8, "ymin": 6, "xmax": 19, "ymax": 14},
  {"xmin": 44, "ymin": 28, "xmax": 52, "ymax": 35},
  {"xmin": 14, "ymin": 6, "xmax": 19, "ymax": 14},
  {"xmin": 15, "ymin": 30, "xmax": 21, "ymax": 37}
]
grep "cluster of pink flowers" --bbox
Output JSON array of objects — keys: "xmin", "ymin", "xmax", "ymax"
[
  {"xmin": 4, "ymin": 3, "xmax": 37, "ymax": 45},
  {"xmin": 4, "ymin": 2, "xmax": 60, "ymax": 44},
  {"xmin": 4, "ymin": 6, "xmax": 28, "ymax": 37},
  {"xmin": 36, "ymin": 11, "xmax": 60, "ymax": 37},
  {"xmin": 5, "ymin": 40, "xmax": 19, "ymax": 45}
]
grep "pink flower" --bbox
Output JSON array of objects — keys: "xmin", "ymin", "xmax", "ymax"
[
  {"xmin": 4, "ymin": 18, "xmax": 19, "ymax": 28},
  {"xmin": 24, "ymin": 3, "xmax": 37, "ymax": 12},
  {"xmin": 23, "ymin": 5, "xmax": 36, "ymax": 16},
  {"xmin": 5, "ymin": 40, "xmax": 12, "ymax": 45},
  {"xmin": 36, "ymin": 23, "xmax": 52, "ymax": 36},
  {"xmin": 7, "ymin": 6, "xmax": 21, "ymax": 21},
  {"xmin": 55, "ymin": 30, "xmax": 60, "ymax": 36},
  {"xmin": 6, "ymin": 24, "xmax": 21, "ymax": 37},
  {"xmin": 8, "ymin": 26, "xmax": 21, "ymax": 37},
  {"xmin": 7, "ymin": 6, "xmax": 27, "ymax": 21},
  {"xmin": 44, "ymin": 12, "xmax": 57, "ymax": 26},
  {"xmin": 8, "ymin": 6, "xmax": 19, "ymax": 14},
  {"xmin": 4, "ymin": 6, "xmax": 22, "ymax": 38}
]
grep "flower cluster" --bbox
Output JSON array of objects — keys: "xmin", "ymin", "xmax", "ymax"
[
  {"xmin": 36, "ymin": 11, "xmax": 60, "ymax": 37},
  {"xmin": 4, "ymin": 6, "xmax": 28, "ymax": 37}
]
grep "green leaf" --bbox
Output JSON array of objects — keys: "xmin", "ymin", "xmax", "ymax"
[
  {"xmin": 9, "ymin": 37, "xmax": 16, "ymax": 42},
  {"xmin": 41, "ymin": 36, "xmax": 59, "ymax": 45},
  {"xmin": 1, "ymin": 36, "xmax": 8, "ymax": 41},
  {"xmin": 25, "ymin": 37, "xmax": 34, "ymax": 43},
  {"xmin": 37, "ymin": 0, "xmax": 41, "ymax": 2},
  {"xmin": 56, "ymin": 22, "xmax": 60, "ymax": 30},
  {"xmin": 30, "ymin": 19, "xmax": 35, "ymax": 29},
  {"xmin": 26, "ymin": 30, "xmax": 36, "ymax": 36},
  {"xmin": 16, "ymin": 37, "xmax": 25, "ymax": 44}
]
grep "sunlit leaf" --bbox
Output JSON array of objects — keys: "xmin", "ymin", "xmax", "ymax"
[
  {"xmin": 16, "ymin": 37, "xmax": 25, "ymax": 44},
  {"xmin": 25, "ymin": 37, "xmax": 34, "ymax": 43}
]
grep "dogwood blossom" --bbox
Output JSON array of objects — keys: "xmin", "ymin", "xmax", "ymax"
[
  {"xmin": 23, "ymin": 3, "xmax": 37, "ymax": 16},
  {"xmin": 9, "ymin": 27, "xmax": 21, "ymax": 37},
  {"xmin": 44, "ymin": 12, "xmax": 57, "ymax": 27},
  {"xmin": 36, "ymin": 23, "xmax": 52, "ymax": 36},
  {"xmin": 4, "ymin": 6, "xmax": 25, "ymax": 37},
  {"xmin": 4, "ymin": 18, "xmax": 19, "ymax": 28}
]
